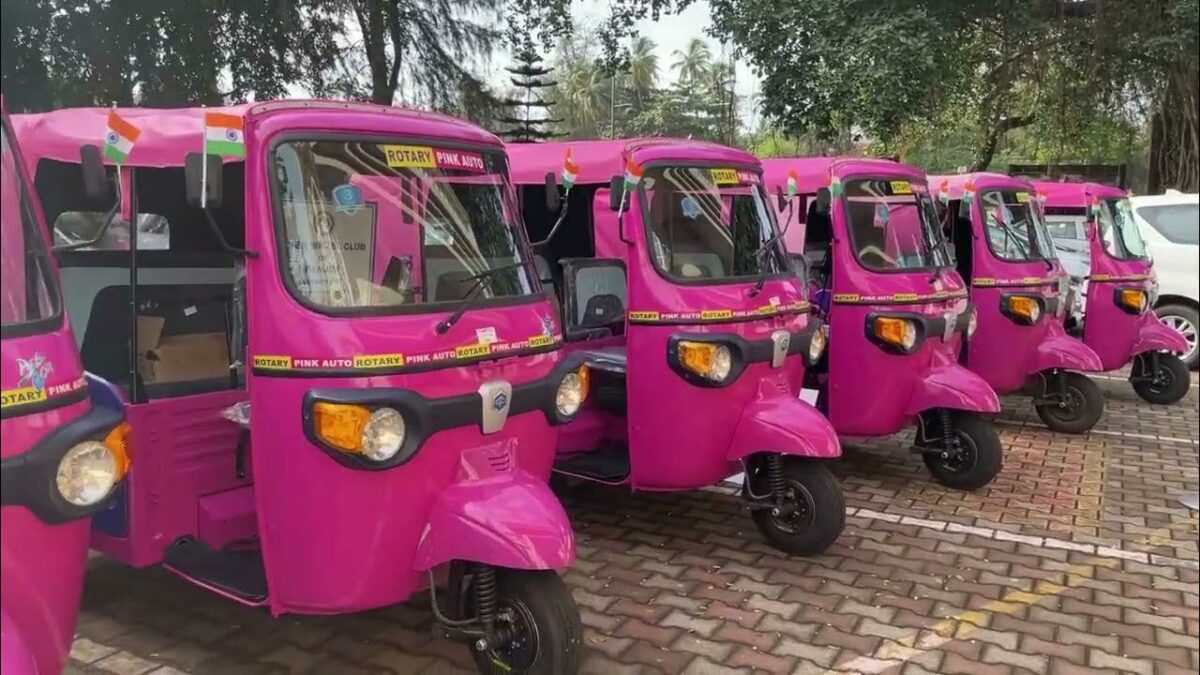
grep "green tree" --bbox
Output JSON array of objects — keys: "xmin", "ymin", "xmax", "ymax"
[
  {"xmin": 627, "ymin": 36, "xmax": 660, "ymax": 109},
  {"xmin": 671, "ymin": 38, "xmax": 712, "ymax": 86}
]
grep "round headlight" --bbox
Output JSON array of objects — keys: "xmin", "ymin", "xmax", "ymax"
[
  {"xmin": 1028, "ymin": 303, "xmax": 1042, "ymax": 322},
  {"xmin": 361, "ymin": 408, "xmax": 405, "ymax": 461},
  {"xmin": 56, "ymin": 441, "xmax": 117, "ymax": 506},
  {"xmin": 808, "ymin": 325, "xmax": 828, "ymax": 362},
  {"xmin": 966, "ymin": 310, "xmax": 978, "ymax": 339},
  {"xmin": 711, "ymin": 345, "xmax": 733, "ymax": 381},
  {"xmin": 556, "ymin": 367, "xmax": 589, "ymax": 417}
]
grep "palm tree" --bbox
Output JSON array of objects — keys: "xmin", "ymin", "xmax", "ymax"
[
  {"xmin": 627, "ymin": 36, "xmax": 659, "ymax": 108},
  {"xmin": 671, "ymin": 38, "xmax": 712, "ymax": 86},
  {"xmin": 558, "ymin": 61, "xmax": 610, "ymax": 137}
]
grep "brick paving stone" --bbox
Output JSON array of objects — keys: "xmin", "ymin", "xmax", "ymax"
[
  {"xmin": 621, "ymin": 641, "xmax": 693, "ymax": 673},
  {"xmin": 673, "ymin": 634, "xmax": 734, "ymax": 663}
]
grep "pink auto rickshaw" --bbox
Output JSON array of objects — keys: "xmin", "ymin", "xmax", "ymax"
[
  {"xmin": 15, "ymin": 102, "xmax": 586, "ymax": 673},
  {"xmin": 764, "ymin": 158, "xmax": 1004, "ymax": 490},
  {"xmin": 506, "ymin": 139, "xmax": 845, "ymax": 556},
  {"xmin": 1036, "ymin": 181, "xmax": 1191, "ymax": 404},
  {"xmin": 1, "ymin": 100, "xmax": 130, "ymax": 674},
  {"xmin": 929, "ymin": 174, "xmax": 1106, "ymax": 432}
]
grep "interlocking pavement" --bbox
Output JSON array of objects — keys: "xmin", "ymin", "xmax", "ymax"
[{"xmin": 66, "ymin": 372, "xmax": 1199, "ymax": 674}]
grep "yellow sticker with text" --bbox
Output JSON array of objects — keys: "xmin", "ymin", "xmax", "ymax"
[
  {"xmin": 890, "ymin": 181, "xmax": 913, "ymax": 195},
  {"xmin": 253, "ymin": 355, "xmax": 293, "ymax": 370},
  {"xmin": 1015, "ymin": 192, "xmax": 1030, "ymax": 203},
  {"xmin": 701, "ymin": 309, "xmax": 733, "ymax": 320},
  {"xmin": 710, "ymin": 168, "xmax": 739, "ymax": 185},
  {"xmin": 381, "ymin": 145, "xmax": 437, "ymax": 169},
  {"xmin": 528, "ymin": 335, "xmax": 555, "ymax": 348},
  {"xmin": 0, "ymin": 387, "xmax": 48, "ymax": 409},
  {"xmin": 455, "ymin": 343, "xmax": 492, "ymax": 359},
  {"xmin": 353, "ymin": 353, "xmax": 405, "ymax": 369},
  {"xmin": 893, "ymin": 293, "xmax": 919, "ymax": 302},
  {"xmin": 629, "ymin": 311, "xmax": 660, "ymax": 322}
]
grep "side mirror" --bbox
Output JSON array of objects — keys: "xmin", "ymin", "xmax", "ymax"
[
  {"xmin": 79, "ymin": 145, "xmax": 110, "ymax": 203},
  {"xmin": 815, "ymin": 187, "xmax": 831, "ymax": 213},
  {"xmin": 608, "ymin": 175, "xmax": 624, "ymax": 211},
  {"xmin": 185, "ymin": 152, "xmax": 223, "ymax": 207},
  {"xmin": 776, "ymin": 186, "xmax": 787, "ymax": 211},
  {"xmin": 544, "ymin": 172, "xmax": 560, "ymax": 214}
]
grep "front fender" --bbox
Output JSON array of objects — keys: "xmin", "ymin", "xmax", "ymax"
[
  {"xmin": 0, "ymin": 610, "xmax": 37, "ymax": 675},
  {"xmin": 412, "ymin": 469, "xmax": 574, "ymax": 572},
  {"xmin": 1027, "ymin": 325, "xmax": 1104, "ymax": 374},
  {"xmin": 726, "ymin": 380, "xmax": 840, "ymax": 462},
  {"xmin": 906, "ymin": 352, "xmax": 1001, "ymax": 415},
  {"xmin": 1132, "ymin": 311, "xmax": 1189, "ymax": 355}
]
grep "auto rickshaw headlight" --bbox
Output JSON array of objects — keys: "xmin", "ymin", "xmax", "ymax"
[
  {"xmin": 872, "ymin": 317, "xmax": 918, "ymax": 351},
  {"xmin": 1005, "ymin": 296, "xmax": 1041, "ymax": 323},
  {"xmin": 1117, "ymin": 288, "xmax": 1147, "ymax": 314},
  {"xmin": 312, "ymin": 402, "xmax": 371, "ymax": 452},
  {"xmin": 965, "ymin": 309, "xmax": 978, "ymax": 339},
  {"xmin": 361, "ymin": 408, "xmax": 405, "ymax": 462},
  {"xmin": 808, "ymin": 325, "xmax": 828, "ymax": 363},
  {"xmin": 56, "ymin": 441, "xmax": 118, "ymax": 506},
  {"xmin": 678, "ymin": 341, "xmax": 733, "ymax": 382},
  {"xmin": 556, "ymin": 365, "xmax": 590, "ymax": 417}
]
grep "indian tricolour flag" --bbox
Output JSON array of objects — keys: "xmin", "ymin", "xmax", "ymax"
[
  {"xmin": 786, "ymin": 168, "xmax": 799, "ymax": 198},
  {"xmin": 623, "ymin": 159, "xmax": 644, "ymax": 192},
  {"xmin": 204, "ymin": 112, "xmax": 245, "ymax": 158},
  {"xmin": 104, "ymin": 110, "xmax": 141, "ymax": 165},
  {"xmin": 561, "ymin": 149, "xmax": 579, "ymax": 192}
]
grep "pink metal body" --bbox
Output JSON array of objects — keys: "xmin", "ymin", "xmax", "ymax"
[
  {"xmin": 507, "ymin": 140, "xmax": 840, "ymax": 491},
  {"xmin": 1035, "ymin": 181, "xmax": 1188, "ymax": 370},
  {"xmin": 14, "ymin": 101, "xmax": 575, "ymax": 617},
  {"xmin": 930, "ymin": 174, "xmax": 1102, "ymax": 394},
  {"xmin": 763, "ymin": 158, "xmax": 1000, "ymax": 436},
  {"xmin": 1, "ymin": 101, "xmax": 93, "ymax": 675}
]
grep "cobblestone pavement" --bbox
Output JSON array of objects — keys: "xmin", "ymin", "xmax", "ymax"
[{"xmin": 67, "ymin": 372, "xmax": 1199, "ymax": 675}]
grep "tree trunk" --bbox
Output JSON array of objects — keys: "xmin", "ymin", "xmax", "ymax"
[
  {"xmin": 969, "ymin": 114, "xmax": 1034, "ymax": 172},
  {"xmin": 1149, "ymin": 57, "xmax": 1199, "ymax": 193},
  {"xmin": 353, "ymin": 0, "xmax": 395, "ymax": 105}
]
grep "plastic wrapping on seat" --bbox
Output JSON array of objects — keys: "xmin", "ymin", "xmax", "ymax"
[
  {"xmin": 230, "ymin": 264, "xmax": 247, "ymax": 370},
  {"xmin": 221, "ymin": 400, "xmax": 251, "ymax": 428}
]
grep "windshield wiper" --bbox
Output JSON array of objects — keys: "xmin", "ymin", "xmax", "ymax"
[
  {"xmin": 435, "ymin": 261, "xmax": 533, "ymax": 335},
  {"xmin": 747, "ymin": 232, "xmax": 784, "ymax": 298}
]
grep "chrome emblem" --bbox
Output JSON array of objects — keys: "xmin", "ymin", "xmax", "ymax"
[
  {"xmin": 478, "ymin": 380, "xmax": 513, "ymax": 434},
  {"xmin": 770, "ymin": 330, "xmax": 790, "ymax": 368}
]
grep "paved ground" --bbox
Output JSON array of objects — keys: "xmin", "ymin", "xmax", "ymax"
[{"xmin": 67, "ymin": 372, "xmax": 1199, "ymax": 675}]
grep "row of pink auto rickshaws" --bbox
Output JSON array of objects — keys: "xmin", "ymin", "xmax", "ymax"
[{"xmin": 1, "ymin": 97, "xmax": 1188, "ymax": 675}]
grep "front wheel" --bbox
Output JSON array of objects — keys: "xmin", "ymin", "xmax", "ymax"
[
  {"xmin": 749, "ymin": 457, "xmax": 845, "ymax": 556},
  {"xmin": 1035, "ymin": 371, "xmax": 1105, "ymax": 434},
  {"xmin": 920, "ymin": 410, "xmax": 1003, "ymax": 491},
  {"xmin": 470, "ymin": 570, "xmax": 581, "ymax": 675},
  {"xmin": 1132, "ymin": 353, "xmax": 1191, "ymax": 405}
]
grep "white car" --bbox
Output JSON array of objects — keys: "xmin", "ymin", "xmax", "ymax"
[{"xmin": 1131, "ymin": 191, "xmax": 1199, "ymax": 368}]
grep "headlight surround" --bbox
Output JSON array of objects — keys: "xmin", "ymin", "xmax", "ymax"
[
  {"xmin": 870, "ymin": 316, "xmax": 919, "ymax": 352},
  {"xmin": 1116, "ymin": 288, "xmax": 1148, "ymax": 314},
  {"xmin": 1002, "ymin": 295, "xmax": 1042, "ymax": 325},
  {"xmin": 676, "ymin": 341, "xmax": 734, "ymax": 383},
  {"xmin": 555, "ymin": 365, "xmax": 590, "ymax": 418},
  {"xmin": 56, "ymin": 441, "xmax": 117, "ymax": 507},
  {"xmin": 312, "ymin": 402, "xmax": 406, "ymax": 461},
  {"xmin": 808, "ymin": 324, "xmax": 828, "ymax": 363}
]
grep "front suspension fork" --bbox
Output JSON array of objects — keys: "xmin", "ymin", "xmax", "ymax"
[{"xmin": 742, "ymin": 454, "xmax": 794, "ymax": 516}]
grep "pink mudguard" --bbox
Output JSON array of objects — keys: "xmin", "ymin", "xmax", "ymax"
[
  {"xmin": 0, "ymin": 610, "xmax": 37, "ymax": 675},
  {"xmin": 727, "ymin": 379, "xmax": 840, "ymax": 461},
  {"xmin": 905, "ymin": 350, "xmax": 1001, "ymax": 416},
  {"xmin": 1132, "ymin": 311, "xmax": 1189, "ymax": 355},
  {"xmin": 1028, "ymin": 323, "xmax": 1104, "ymax": 375}
]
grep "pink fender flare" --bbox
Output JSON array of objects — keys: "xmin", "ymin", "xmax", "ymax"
[
  {"xmin": 1132, "ymin": 312, "xmax": 1189, "ymax": 355},
  {"xmin": 726, "ymin": 380, "xmax": 841, "ymax": 461},
  {"xmin": 412, "ymin": 469, "xmax": 575, "ymax": 572},
  {"xmin": 906, "ymin": 352, "xmax": 1001, "ymax": 416},
  {"xmin": 1027, "ymin": 326, "xmax": 1104, "ymax": 375},
  {"xmin": 1, "ymin": 610, "xmax": 37, "ymax": 675}
]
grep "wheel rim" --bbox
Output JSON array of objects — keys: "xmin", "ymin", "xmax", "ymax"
[
  {"xmin": 769, "ymin": 480, "xmax": 816, "ymax": 534},
  {"xmin": 1146, "ymin": 360, "xmax": 1177, "ymax": 395},
  {"xmin": 1160, "ymin": 314, "xmax": 1198, "ymax": 362},
  {"xmin": 936, "ymin": 427, "xmax": 979, "ymax": 474},
  {"xmin": 488, "ymin": 597, "xmax": 541, "ymax": 671},
  {"xmin": 1042, "ymin": 383, "xmax": 1086, "ymax": 423}
]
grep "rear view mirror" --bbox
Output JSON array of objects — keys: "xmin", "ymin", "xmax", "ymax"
[
  {"xmin": 79, "ymin": 145, "xmax": 110, "ymax": 203},
  {"xmin": 608, "ymin": 175, "xmax": 624, "ymax": 211},
  {"xmin": 544, "ymin": 172, "xmax": 560, "ymax": 213},
  {"xmin": 815, "ymin": 187, "xmax": 832, "ymax": 213},
  {"xmin": 185, "ymin": 152, "xmax": 223, "ymax": 207}
]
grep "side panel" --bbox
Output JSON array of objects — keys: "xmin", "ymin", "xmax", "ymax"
[{"xmin": 966, "ymin": 285, "xmax": 1048, "ymax": 394}]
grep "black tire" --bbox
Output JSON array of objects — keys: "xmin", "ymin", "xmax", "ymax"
[
  {"xmin": 1155, "ymin": 303, "xmax": 1199, "ymax": 369},
  {"xmin": 750, "ymin": 458, "xmax": 845, "ymax": 556},
  {"xmin": 920, "ymin": 411, "xmax": 1003, "ymax": 491},
  {"xmin": 1132, "ymin": 353, "xmax": 1191, "ymax": 405},
  {"xmin": 1035, "ymin": 371, "xmax": 1105, "ymax": 434},
  {"xmin": 470, "ymin": 570, "xmax": 581, "ymax": 675}
]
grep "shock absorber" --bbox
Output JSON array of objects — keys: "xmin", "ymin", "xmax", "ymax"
[
  {"xmin": 939, "ymin": 408, "xmax": 956, "ymax": 454},
  {"xmin": 766, "ymin": 453, "xmax": 787, "ymax": 498},
  {"xmin": 475, "ymin": 565, "xmax": 498, "ymax": 634}
]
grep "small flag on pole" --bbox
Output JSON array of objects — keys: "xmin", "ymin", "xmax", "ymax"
[
  {"xmin": 104, "ymin": 110, "xmax": 141, "ymax": 165},
  {"xmin": 561, "ymin": 149, "xmax": 579, "ymax": 193},
  {"xmin": 618, "ymin": 158, "xmax": 643, "ymax": 213},
  {"xmin": 204, "ymin": 112, "xmax": 245, "ymax": 158},
  {"xmin": 937, "ymin": 180, "xmax": 950, "ymax": 204},
  {"xmin": 829, "ymin": 176, "xmax": 844, "ymax": 198},
  {"xmin": 786, "ymin": 168, "xmax": 799, "ymax": 198}
]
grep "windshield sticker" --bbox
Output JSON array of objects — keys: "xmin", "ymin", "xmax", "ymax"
[
  {"xmin": 381, "ymin": 145, "xmax": 486, "ymax": 173},
  {"xmin": 1015, "ymin": 192, "xmax": 1030, "ymax": 203},
  {"xmin": 680, "ymin": 196, "xmax": 703, "ymax": 219},
  {"xmin": 476, "ymin": 326, "xmax": 498, "ymax": 345},
  {"xmin": 282, "ymin": 200, "xmax": 377, "ymax": 308},
  {"xmin": 331, "ymin": 184, "xmax": 364, "ymax": 215},
  {"xmin": 874, "ymin": 203, "xmax": 891, "ymax": 227},
  {"xmin": 737, "ymin": 170, "xmax": 760, "ymax": 184},
  {"xmin": 890, "ymin": 181, "xmax": 913, "ymax": 195},
  {"xmin": 710, "ymin": 168, "xmax": 739, "ymax": 185}
]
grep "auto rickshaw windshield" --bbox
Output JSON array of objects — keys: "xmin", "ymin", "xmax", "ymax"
[
  {"xmin": 640, "ymin": 165, "xmax": 787, "ymax": 282},
  {"xmin": 979, "ymin": 189, "xmax": 1058, "ymax": 262},
  {"xmin": 1097, "ymin": 197, "xmax": 1148, "ymax": 260},
  {"xmin": 272, "ymin": 139, "xmax": 537, "ymax": 312},
  {"xmin": 843, "ymin": 178, "xmax": 950, "ymax": 271},
  {"xmin": 1, "ymin": 123, "xmax": 59, "ymax": 330}
]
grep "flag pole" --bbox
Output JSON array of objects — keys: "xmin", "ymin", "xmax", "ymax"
[
  {"xmin": 200, "ymin": 106, "xmax": 208, "ymax": 209},
  {"xmin": 111, "ymin": 102, "xmax": 122, "ymax": 199}
]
